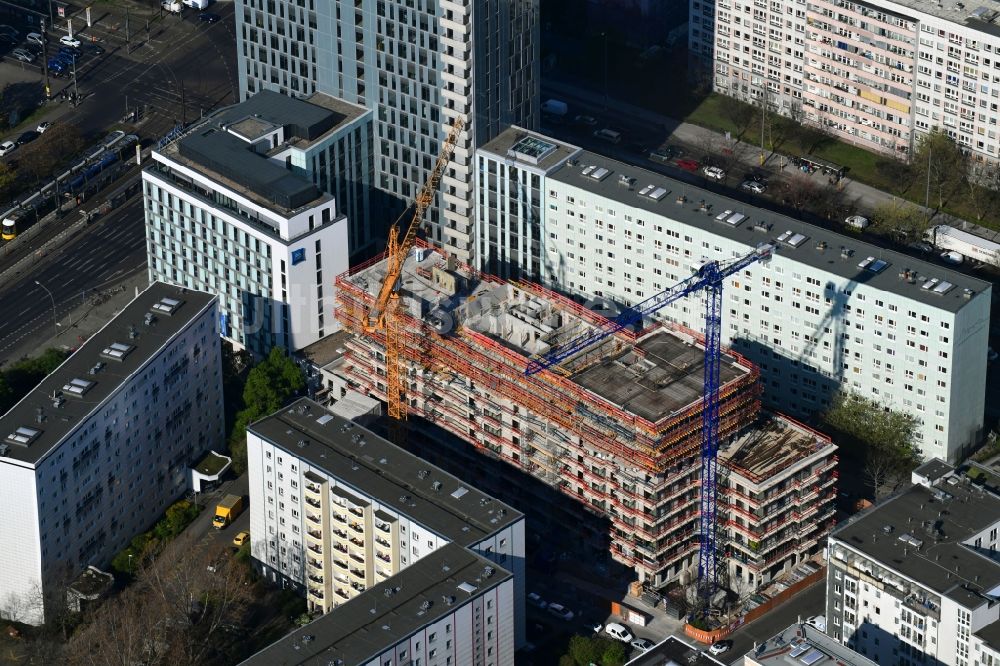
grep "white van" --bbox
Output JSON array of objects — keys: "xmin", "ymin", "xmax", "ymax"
[
  {"xmin": 593, "ymin": 128, "xmax": 622, "ymax": 144},
  {"xmin": 183, "ymin": 0, "xmax": 209, "ymax": 9},
  {"xmin": 162, "ymin": 0, "xmax": 182, "ymax": 12}
]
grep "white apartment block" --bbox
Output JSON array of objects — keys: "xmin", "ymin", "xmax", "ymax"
[
  {"xmin": 236, "ymin": 0, "xmax": 540, "ymax": 266},
  {"xmin": 826, "ymin": 459, "xmax": 1000, "ymax": 666},
  {"xmin": 0, "ymin": 283, "xmax": 223, "ymax": 625},
  {"xmin": 475, "ymin": 129, "xmax": 991, "ymax": 463},
  {"xmin": 244, "ymin": 398, "xmax": 525, "ymax": 659},
  {"xmin": 695, "ymin": 0, "xmax": 1000, "ymax": 164},
  {"xmin": 143, "ymin": 94, "xmax": 351, "ymax": 355}
]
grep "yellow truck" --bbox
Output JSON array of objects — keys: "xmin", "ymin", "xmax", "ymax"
[{"xmin": 212, "ymin": 494, "xmax": 245, "ymax": 529}]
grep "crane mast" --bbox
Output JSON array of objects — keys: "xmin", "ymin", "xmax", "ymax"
[
  {"xmin": 526, "ymin": 243, "xmax": 774, "ymax": 605},
  {"xmin": 365, "ymin": 116, "xmax": 465, "ymax": 422}
]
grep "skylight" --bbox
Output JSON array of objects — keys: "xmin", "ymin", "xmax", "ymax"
[
  {"xmin": 151, "ymin": 297, "xmax": 184, "ymax": 315},
  {"xmin": 510, "ymin": 136, "xmax": 556, "ymax": 163},
  {"xmin": 5, "ymin": 426, "xmax": 41, "ymax": 446},
  {"xmin": 800, "ymin": 649, "xmax": 826, "ymax": 665},
  {"xmin": 62, "ymin": 378, "xmax": 95, "ymax": 397},
  {"xmin": 588, "ymin": 167, "xmax": 611, "ymax": 181},
  {"xmin": 857, "ymin": 256, "xmax": 889, "ymax": 273},
  {"xmin": 451, "ymin": 487, "xmax": 469, "ymax": 499},
  {"xmin": 777, "ymin": 230, "xmax": 808, "ymax": 247},
  {"xmin": 101, "ymin": 341, "xmax": 135, "ymax": 361}
]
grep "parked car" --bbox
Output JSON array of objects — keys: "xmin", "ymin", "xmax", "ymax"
[
  {"xmin": 702, "ymin": 165, "xmax": 726, "ymax": 180},
  {"xmin": 59, "ymin": 34, "xmax": 81, "ymax": 48},
  {"xmin": 87, "ymin": 44, "xmax": 105, "ymax": 55},
  {"xmin": 908, "ymin": 241, "xmax": 933, "ymax": 253},
  {"xmin": 709, "ymin": 640, "xmax": 732, "ymax": 655},
  {"xmin": 36, "ymin": 121, "xmax": 52, "ymax": 134},
  {"xmin": 573, "ymin": 114, "xmax": 597, "ymax": 127},
  {"xmin": 845, "ymin": 214, "xmax": 870, "ymax": 230},
  {"xmin": 16, "ymin": 130, "xmax": 39, "ymax": 146},
  {"xmin": 631, "ymin": 638, "xmax": 654, "ymax": 651},
  {"xmin": 232, "ymin": 530, "xmax": 250, "ymax": 547},
  {"xmin": 741, "ymin": 179, "xmax": 766, "ymax": 194},
  {"xmin": 26, "ymin": 32, "xmax": 43, "ymax": 46},
  {"xmin": 0, "ymin": 140, "xmax": 15, "ymax": 157},
  {"xmin": 587, "ymin": 621, "xmax": 603, "ymax": 634},
  {"xmin": 940, "ymin": 250, "xmax": 964, "ymax": 265},
  {"xmin": 604, "ymin": 622, "xmax": 634, "ymax": 643},
  {"xmin": 12, "ymin": 48, "xmax": 34, "ymax": 63},
  {"xmin": 198, "ymin": 12, "xmax": 221, "ymax": 22},
  {"xmin": 546, "ymin": 603, "xmax": 574, "ymax": 621},
  {"xmin": 648, "ymin": 148, "xmax": 673, "ymax": 163},
  {"xmin": 57, "ymin": 48, "xmax": 80, "ymax": 62},
  {"xmin": 676, "ymin": 158, "xmax": 700, "ymax": 172},
  {"xmin": 526, "ymin": 592, "xmax": 547, "ymax": 609},
  {"xmin": 0, "ymin": 25, "xmax": 18, "ymax": 38},
  {"xmin": 806, "ymin": 615, "xmax": 827, "ymax": 632}
]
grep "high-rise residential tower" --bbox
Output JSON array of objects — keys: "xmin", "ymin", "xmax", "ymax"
[{"xmin": 235, "ymin": 0, "xmax": 540, "ymax": 265}]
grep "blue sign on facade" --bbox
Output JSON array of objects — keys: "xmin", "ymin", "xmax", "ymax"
[{"xmin": 291, "ymin": 248, "xmax": 306, "ymax": 265}]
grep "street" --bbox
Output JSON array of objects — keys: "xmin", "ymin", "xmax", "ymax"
[
  {"xmin": 0, "ymin": 2, "xmax": 238, "ymax": 147},
  {"xmin": 0, "ymin": 192, "xmax": 146, "ymax": 365}
]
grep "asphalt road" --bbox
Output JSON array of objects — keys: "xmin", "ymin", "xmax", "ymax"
[
  {"xmin": 723, "ymin": 581, "xmax": 825, "ymax": 663},
  {"xmin": 0, "ymin": 193, "xmax": 147, "ymax": 365},
  {"xmin": 0, "ymin": 2, "xmax": 238, "ymax": 145}
]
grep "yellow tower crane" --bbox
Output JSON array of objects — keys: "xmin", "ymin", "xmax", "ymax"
[{"xmin": 363, "ymin": 116, "xmax": 465, "ymax": 424}]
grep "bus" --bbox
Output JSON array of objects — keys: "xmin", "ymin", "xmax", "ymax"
[{"xmin": 1, "ymin": 217, "xmax": 16, "ymax": 241}]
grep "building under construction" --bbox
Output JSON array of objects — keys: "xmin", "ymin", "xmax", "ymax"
[{"xmin": 332, "ymin": 244, "xmax": 837, "ymax": 591}]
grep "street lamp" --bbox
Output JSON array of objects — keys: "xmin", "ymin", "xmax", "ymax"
[
  {"xmin": 35, "ymin": 280, "xmax": 59, "ymax": 337},
  {"xmin": 601, "ymin": 32, "xmax": 609, "ymax": 110}
]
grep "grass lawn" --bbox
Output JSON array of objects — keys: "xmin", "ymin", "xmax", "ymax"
[{"xmin": 195, "ymin": 450, "xmax": 230, "ymax": 476}]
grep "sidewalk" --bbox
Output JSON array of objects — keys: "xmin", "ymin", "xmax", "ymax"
[{"xmin": 542, "ymin": 80, "xmax": 999, "ymax": 243}]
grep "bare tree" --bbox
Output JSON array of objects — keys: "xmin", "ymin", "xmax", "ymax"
[
  {"xmin": 912, "ymin": 129, "xmax": 967, "ymax": 211},
  {"xmin": 870, "ymin": 199, "xmax": 928, "ymax": 243},
  {"xmin": 865, "ymin": 447, "xmax": 903, "ymax": 500},
  {"xmin": 63, "ymin": 585, "xmax": 166, "ymax": 666},
  {"xmin": 722, "ymin": 98, "xmax": 757, "ymax": 141}
]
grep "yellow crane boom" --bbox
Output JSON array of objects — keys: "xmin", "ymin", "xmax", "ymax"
[{"xmin": 364, "ymin": 115, "xmax": 465, "ymax": 421}]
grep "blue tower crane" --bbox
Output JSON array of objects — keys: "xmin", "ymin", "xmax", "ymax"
[{"xmin": 526, "ymin": 243, "xmax": 774, "ymax": 604}]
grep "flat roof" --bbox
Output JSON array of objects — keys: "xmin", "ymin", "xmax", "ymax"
[
  {"xmin": 572, "ymin": 330, "xmax": 748, "ymax": 423},
  {"xmin": 299, "ymin": 330, "xmax": 353, "ymax": 370},
  {"xmin": 975, "ymin": 618, "xmax": 1000, "ymax": 652},
  {"xmin": 625, "ymin": 636, "xmax": 726, "ymax": 666},
  {"xmin": 720, "ymin": 413, "xmax": 834, "ymax": 483},
  {"xmin": 879, "ymin": 0, "xmax": 1000, "ymax": 35},
  {"xmin": 913, "ymin": 458, "xmax": 954, "ymax": 483},
  {"xmin": 248, "ymin": 399, "xmax": 522, "ymax": 546},
  {"xmin": 746, "ymin": 623, "xmax": 877, "ymax": 666},
  {"xmin": 830, "ymin": 472, "xmax": 1000, "ymax": 607},
  {"xmin": 0, "ymin": 283, "xmax": 216, "ymax": 467},
  {"xmin": 548, "ymin": 152, "xmax": 989, "ymax": 313},
  {"xmin": 215, "ymin": 89, "xmax": 362, "ymax": 144},
  {"xmin": 478, "ymin": 126, "xmax": 581, "ymax": 171},
  {"xmin": 239, "ymin": 542, "xmax": 511, "ymax": 666}
]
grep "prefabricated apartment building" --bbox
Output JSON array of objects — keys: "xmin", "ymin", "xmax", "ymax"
[{"xmin": 330, "ymin": 245, "xmax": 838, "ymax": 590}]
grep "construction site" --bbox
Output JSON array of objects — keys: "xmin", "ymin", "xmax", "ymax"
[{"xmin": 331, "ymin": 243, "xmax": 838, "ymax": 596}]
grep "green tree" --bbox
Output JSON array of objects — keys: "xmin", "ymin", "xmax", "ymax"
[
  {"xmin": 564, "ymin": 635, "xmax": 627, "ymax": 666},
  {"xmin": 912, "ymin": 129, "xmax": 967, "ymax": 211},
  {"xmin": 869, "ymin": 199, "xmax": 928, "ymax": 243},
  {"xmin": 228, "ymin": 347, "xmax": 305, "ymax": 473},
  {"xmin": 821, "ymin": 393, "xmax": 922, "ymax": 498},
  {"xmin": 0, "ymin": 348, "xmax": 70, "ymax": 413}
]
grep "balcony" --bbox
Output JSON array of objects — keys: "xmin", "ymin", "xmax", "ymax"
[
  {"xmin": 308, "ymin": 589, "xmax": 324, "ymax": 600},
  {"xmin": 375, "ymin": 536, "xmax": 391, "ymax": 548},
  {"xmin": 376, "ymin": 552, "xmax": 391, "ymax": 563},
  {"xmin": 335, "ymin": 589, "xmax": 350, "ymax": 600},
  {"xmin": 333, "ymin": 529, "xmax": 348, "ymax": 540},
  {"xmin": 333, "ymin": 543, "xmax": 348, "ymax": 554},
  {"xmin": 349, "ymin": 536, "xmax": 365, "ymax": 548},
  {"xmin": 306, "ymin": 513, "xmax": 322, "ymax": 525},
  {"xmin": 308, "ymin": 558, "xmax": 323, "ymax": 570},
  {"xmin": 306, "ymin": 529, "xmax": 323, "ymax": 543},
  {"xmin": 351, "ymin": 582, "xmax": 366, "ymax": 592},
  {"xmin": 348, "ymin": 506, "xmax": 364, "ymax": 518},
  {"xmin": 333, "ymin": 512, "xmax": 347, "ymax": 524},
  {"xmin": 307, "ymin": 544, "xmax": 323, "ymax": 555},
  {"xmin": 349, "ymin": 552, "xmax": 365, "ymax": 564},
  {"xmin": 307, "ymin": 574, "xmax": 324, "ymax": 585},
  {"xmin": 305, "ymin": 497, "xmax": 321, "ymax": 508},
  {"xmin": 305, "ymin": 483, "xmax": 322, "ymax": 496},
  {"xmin": 349, "ymin": 522, "xmax": 364, "ymax": 534},
  {"xmin": 349, "ymin": 568, "xmax": 365, "ymax": 580},
  {"xmin": 376, "ymin": 522, "xmax": 391, "ymax": 534},
  {"xmin": 376, "ymin": 568, "xmax": 391, "ymax": 578},
  {"xmin": 334, "ymin": 559, "xmax": 348, "ymax": 570}
]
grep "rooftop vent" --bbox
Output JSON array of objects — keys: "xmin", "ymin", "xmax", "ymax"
[
  {"xmin": 128, "ymin": 325, "xmax": 139, "ymax": 340},
  {"xmin": 101, "ymin": 342, "xmax": 135, "ymax": 362},
  {"xmin": 457, "ymin": 582, "xmax": 478, "ymax": 595},
  {"xmin": 751, "ymin": 222, "xmax": 772, "ymax": 233},
  {"xmin": 143, "ymin": 313, "xmax": 155, "ymax": 326},
  {"xmin": 417, "ymin": 469, "xmax": 429, "ymax": 479},
  {"xmin": 151, "ymin": 296, "xmax": 184, "ymax": 316},
  {"xmin": 432, "ymin": 481, "xmax": 443, "ymax": 491},
  {"xmin": 62, "ymin": 378, "xmax": 95, "ymax": 397},
  {"xmin": 89, "ymin": 362, "xmax": 105, "ymax": 375},
  {"xmin": 5, "ymin": 426, "xmax": 41, "ymax": 447},
  {"xmin": 618, "ymin": 174, "xmax": 635, "ymax": 188},
  {"xmin": 0, "ymin": 443, "xmax": 8, "ymax": 456},
  {"xmin": 840, "ymin": 247, "xmax": 854, "ymax": 259}
]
